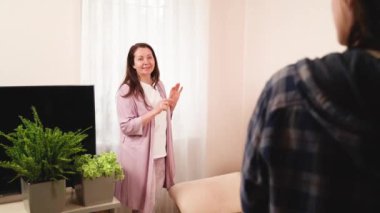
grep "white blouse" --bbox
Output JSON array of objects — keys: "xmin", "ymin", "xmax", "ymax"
[{"xmin": 141, "ymin": 81, "xmax": 167, "ymax": 159}]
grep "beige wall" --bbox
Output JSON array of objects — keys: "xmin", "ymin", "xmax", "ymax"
[
  {"xmin": 206, "ymin": 0, "xmax": 246, "ymax": 177},
  {"xmin": 205, "ymin": 0, "xmax": 345, "ymax": 177},
  {"xmin": 242, "ymin": 0, "xmax": 344, "ymax": 127},
  {"xmin": 0, "ymin": 0, "xmax": 81, "ymax": 86}
]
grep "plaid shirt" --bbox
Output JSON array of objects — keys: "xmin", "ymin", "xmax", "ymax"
[{"xmin": 241, "ymin": 51, "xmax": 380, "ymax": 213}]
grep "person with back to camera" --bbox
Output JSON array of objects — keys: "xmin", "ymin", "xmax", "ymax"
[
  {"xmin": 241, "ymin": 0, "xmax": 380, "ymax": 212},
  {"xmin": 115, "ymin": 43, "xmax": 182, "ymax": 213}
]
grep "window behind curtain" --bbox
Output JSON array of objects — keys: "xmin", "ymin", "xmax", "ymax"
[{"xmin": 80, "ymin": 0, "xmax": 209, "ymax": 187}]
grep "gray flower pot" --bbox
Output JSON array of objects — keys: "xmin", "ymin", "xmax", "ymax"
[
  {"xmin": 21, "ymin": 178, "xmax": 66, "ymax": 213},
  {"xmin": 75, "ymin": 176, "xmax": 115, "ymax": 206}
]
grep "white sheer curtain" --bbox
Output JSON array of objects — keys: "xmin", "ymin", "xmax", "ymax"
[{"xmin": 81, "ymin": 1, "xmax": 209, "ymax": 210}]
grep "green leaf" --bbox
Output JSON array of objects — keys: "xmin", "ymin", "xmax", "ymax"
[
  {"xmin": 0, "ymin": 106, "xmax": 90, "ymax": 183},
  {"xmin": 74, "ymin": 152, "xmax": 124, "ymax": 180}
]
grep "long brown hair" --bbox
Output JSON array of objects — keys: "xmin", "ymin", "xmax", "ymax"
[
  {"xmin": 120, "ymin": 43, "xmax": 160, "ymax": 102},
  {"xmin": 347, "ymin": 0, "xmax": 380, "ymax": 50}
]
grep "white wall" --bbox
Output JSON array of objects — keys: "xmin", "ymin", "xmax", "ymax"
[{"xmin": 0, "ymin": 0, "xmax": 81, "ymax": 86}]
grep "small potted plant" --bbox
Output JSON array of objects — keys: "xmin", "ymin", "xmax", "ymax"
[
  {"xmin": 0, "ymin": 106, "xmax": 89, "ymax": 213},
  {"xmin": 74, "ymin": 151, "xmax": 124, "ymax": 206}
]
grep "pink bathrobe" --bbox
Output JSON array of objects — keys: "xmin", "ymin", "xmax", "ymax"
[{"xmin": 114, "ymin": 81, "xmax": 175, "ymax": 211}]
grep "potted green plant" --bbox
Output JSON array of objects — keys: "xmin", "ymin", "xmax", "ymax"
[
  {"xmin": 74, "ymin": 151, "xmax": 124, "ymax": 206},
  {"xmin": 0, "ymin": 106, "xmax": 89, "ymax": 213}
]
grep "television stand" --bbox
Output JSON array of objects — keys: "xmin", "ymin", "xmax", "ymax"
[
  {"xmin": 0, "ymin": 187, "xmax": 121, "ymax": 213},
  {"xmin": 0, "ymin": 193, "xmax": 23, "ymax": 204}
]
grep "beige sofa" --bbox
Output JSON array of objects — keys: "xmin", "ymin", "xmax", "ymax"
[{"xmin": 169, "ymin": 172, "xmax": 242, "ymax": 213}]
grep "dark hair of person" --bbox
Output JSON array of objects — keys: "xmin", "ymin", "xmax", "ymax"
[
  {"xmin": 347, "ymin": 0, "xmax": 380, "ymax": 50},
  {"xmin": 120, "ymin": 43, "xmax": 160, "ymax": 104}
]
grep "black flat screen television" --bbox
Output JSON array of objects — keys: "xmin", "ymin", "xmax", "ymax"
[{"xmin": 0, "ymin": 85, "xmax": 96, "ymax": 202}]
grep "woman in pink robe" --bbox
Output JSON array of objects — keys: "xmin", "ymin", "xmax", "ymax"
[{"xmin": 115, "ymin": 43, "xmax": 182, "ymax": 212}]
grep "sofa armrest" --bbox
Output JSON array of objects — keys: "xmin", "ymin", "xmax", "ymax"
[{"xmin": 169, "ymin": 172, "xmax": 241, "ymax": 213}]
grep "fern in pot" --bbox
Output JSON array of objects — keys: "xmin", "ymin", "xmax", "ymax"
[
  {"xmin": 74, "ymin": 151, "xmax": 124, "ymax": 206},
  {"xmin": 0, "ymin": 106, "xmax": 89, "ymax": 213}
]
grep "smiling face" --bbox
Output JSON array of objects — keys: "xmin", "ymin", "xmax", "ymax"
[{"xmin": 133, "ymin": 47, "xmax": 156, "ymax": 82}]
